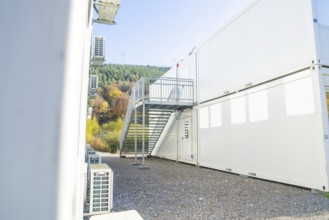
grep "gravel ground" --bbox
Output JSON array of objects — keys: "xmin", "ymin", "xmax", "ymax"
[{"xmin": 101, "ymin": 154, "xmax": 329, "ymax": 220}]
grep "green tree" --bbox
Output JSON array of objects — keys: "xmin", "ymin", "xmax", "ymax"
[{"xmin": 104, "ymin": 130, "xmax": 120, "ymax": 153}]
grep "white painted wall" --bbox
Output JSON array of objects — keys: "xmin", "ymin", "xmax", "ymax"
[
  {"xmin": 152, "ymin": 114, "xmax": 178, "ymax": 161},
  {"xmin": 178, "ymin": 52, "xmax": 197, "ymax": 103},
  {"xmin": 160, "ymin": 52, "xmax": 197, "ymax": 81},
  {"xmin": 198, "ymin": 69, "xmax": 328, "ymax": 190},
  {"xmin": 0, "ymin": 0, "xmax": 93, "ymax": 219},
  {"xmin": 198, "ymin": 0, "xmax": 317, "ymax": 102}
]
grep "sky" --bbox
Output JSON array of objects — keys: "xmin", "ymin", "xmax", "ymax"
[{"xmin": 93, "ymin": 0, "xmax": 255, "ymax": 67}]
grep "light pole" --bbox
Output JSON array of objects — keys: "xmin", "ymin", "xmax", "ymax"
[{"xmin": 121, "ymin": 52, "xmax": 126, "ymax": 64}]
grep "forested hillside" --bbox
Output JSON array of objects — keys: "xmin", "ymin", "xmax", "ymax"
[
  {"xmin": 86, "ymin": 64, "xmax": 170, "ymax": 153},
  {"xmin": 89, "ymin": 64, "xmax": 169, "ymax": 87}
]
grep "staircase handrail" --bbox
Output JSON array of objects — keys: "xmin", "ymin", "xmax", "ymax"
[
  {"xmin": 147, "ymin": 86, "xmax": 179, "ymax": 152},
  {"xmin": 119, "ymin": 91, "xmax": 133, "ymax": 150}
]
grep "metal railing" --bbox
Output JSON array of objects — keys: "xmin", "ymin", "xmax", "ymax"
[
  {"xmin": 141, "ymin": 77, "xmax": 194, "ymax": 104},
  {"xmin": 119, "ymin": 89, "xmax": 135, "ymax": 150},
  {"xmin": 119, "ymin": 77, "xmax": 194, "ymax": 151}
]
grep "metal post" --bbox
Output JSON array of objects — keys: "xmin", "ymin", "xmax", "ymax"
[
  {"xmin": 134, "ymin": 108, "xmax": 137, "ymax": 161},
  {"xmin": 132, "ymin": 107, "xmax": 140, "ymax": 166},
  {"xmin": 142, "ymin": 78, "xmax": 145, "ymax": 167},
  {"xmin": 160, "ymin": 79, "xmax": 162, "ymax": 104},
  {"xmin": 139, "ymin": 78, "xmax": 149, "ymax": 169},
  {"xmin": 142, "ymin": 102, "xmax": 145, "ymax": 164},
  {"xmin": 131, "ymin": 88, "xmax": 140, "ymax": 166}
]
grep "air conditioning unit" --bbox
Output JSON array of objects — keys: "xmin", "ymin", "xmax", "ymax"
[
  {"xmin": 89, "ymin": 164, "xmax": 114, "ymax": 214},
  {"xmin": 88, "ymin": 75, "xmax": 98, "ymax": 99},
  {"xmin": 91, "ymin": 36, "xmax": 105, "ymax": 65},
  {"xmin": 85, "ymin": 147, "xmax": 103, "ymax": 206},
  {"xmin": 93, "ymin": 0, "xmax": 121, "ymax": 25},
  {"xmin": 88, "ymin": 153, "xmax": 102, "ymax": 165},
  {"xmin": 85, "ymin": 144, "xmax": 96, "ymax": 162}
]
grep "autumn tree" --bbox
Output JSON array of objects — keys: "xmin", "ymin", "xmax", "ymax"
[
  {"xmin": 103, "ymin": 84, "xmax": 122, "ymax": 104},
  {"xmin": 86, "ymin": 116, "xmax": 100, "ymax": 142},
  {"xmin": 112, "ymin": 94, "xmax": 129, "ymax": 118},
  {"xmin": 93, "ymin": 95, "xmax": 110, "ymax": 124}
]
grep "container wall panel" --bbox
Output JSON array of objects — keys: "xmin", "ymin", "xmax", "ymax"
[
  {"xmin": 198, "ymin": 69, "xmax": 328, "ymax": 191},
  {"xmin": 161, "ymin": 53, "xmax": 196, "ymax": 81},
  {"xmin": 198, "ymin": 0, "xmax": 316, "ymax": 103},
  {"xmin": 198, "ymin": 43, "xmax": 216, "ymax": 102},
  {"xmin": 179, "ymin": 53, "xmax": 197, "ymax": 101},
  {"xmin": 162, "ymin": 66, "xmax": 176, "ymax": 78}
]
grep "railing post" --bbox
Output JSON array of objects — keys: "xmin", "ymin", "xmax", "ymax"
[
  {"xmin": 142, "ymin": 78, "xmax": 145, "ymax": 167},
  {"xmin": 132, "ymin": 88, "xmax": 140, "ymax": 166},
  {"xmin": 176, "ymin": 64, "xmax": 179, "ymax": 103},
  {"xmin": 139, "ymin": 78, "xmax": 149, "ymax": 169},
  {"xmin": 160, "ymin": 79, "xmax": 163, "ymax": 103},
  {"xmin": 132, "ymin": 107, "xmax": 140, "ymax": 166},
  {"xmin": 137, "ymin": 80, "xmax": 140, "ymax": 102},
  {"xmin": 192, "ymin": 81, "xmax": 194, "ymax": 103},
  {"xmin": 142, "ymin": 99, "xmax": 145, "ymax": 165},
  {"xmin": 134, "ymin": 107, "xmax": 137, "ymax": 158}
]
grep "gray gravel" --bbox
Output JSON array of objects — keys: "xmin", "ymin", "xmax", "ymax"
[{"xmin": 101, "ymin": 155, "xmax": 329, "ymax": 220}]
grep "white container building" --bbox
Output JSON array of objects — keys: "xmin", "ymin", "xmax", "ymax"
[
  {"xmin": 0, "ymin": 0, "xmax": 120, "ymax": 219},
  {"xmin": 151, "ymin": 0, "xmax": 329, "ymax": 192}
]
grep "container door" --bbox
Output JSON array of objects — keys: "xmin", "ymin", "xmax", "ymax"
[{"xmin": 178, "ymin": 113, "xmax": 193, "ymax": 163}]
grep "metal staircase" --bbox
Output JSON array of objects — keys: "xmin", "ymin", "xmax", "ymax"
[{"xmin": 120, "ymin": 77, "xmax": 194, "ymax": 160}]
